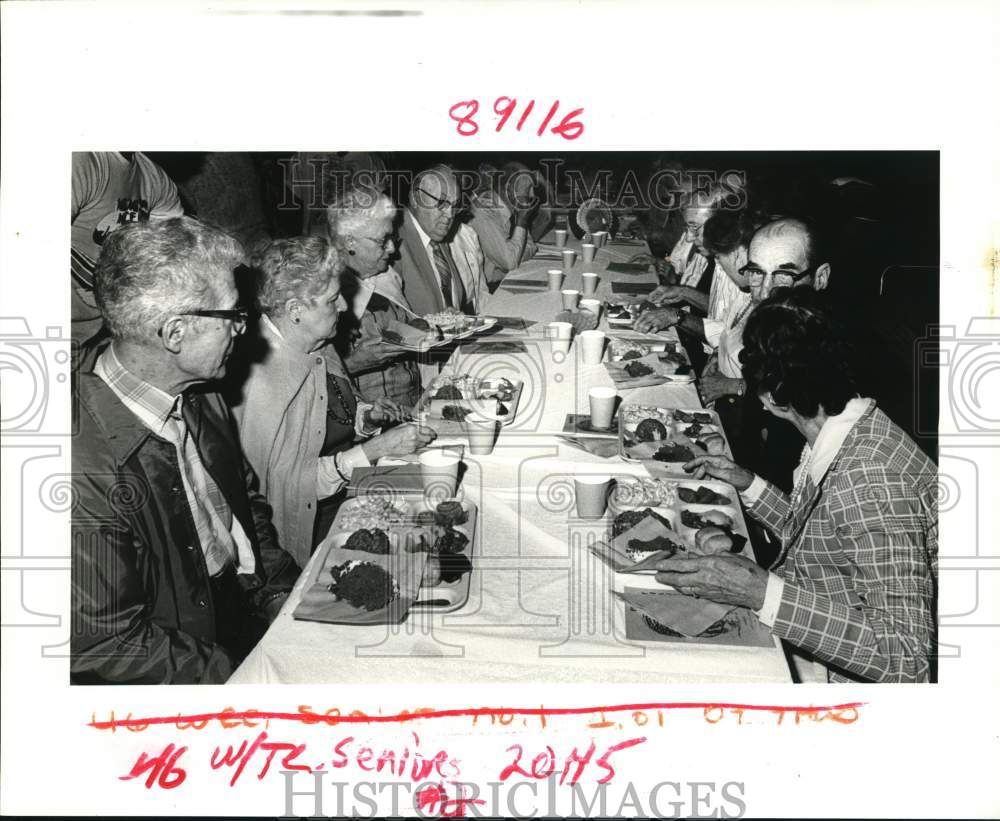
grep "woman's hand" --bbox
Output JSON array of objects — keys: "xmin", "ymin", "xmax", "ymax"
[
  {"xmin": 699, "ymin": 373, "xmax": 742, "ymax": 405},
  {"xmin": 654, "ymin": 553, "xmax": 769, "ymax": 610},
  {"xmin": 682, "ymin": 454, "xmax": 755, "ymax": 491},
  {"xmin": 634, "ymin": 306, "xmax": 681, "ymax": 334},
  {"xmin": 367, "ymin": 397, "xmax": 412, "ymax": 425},
  {"xmin": 363, "ymin": 422, "xmax": 437, "ymax": 462}
]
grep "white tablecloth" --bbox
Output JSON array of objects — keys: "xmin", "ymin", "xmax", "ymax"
[{"xmin": 229, "ymin": 235, "xmax": 792, "ymax": 684}]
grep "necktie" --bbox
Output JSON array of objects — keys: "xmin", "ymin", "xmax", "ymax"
[
  {"xmin": 431, "ymin": 240, "xmax": 463, "ymax": 309},
  {"xmin": 167, "ymin": 405, "xmax": 235, "ymax": 577}
]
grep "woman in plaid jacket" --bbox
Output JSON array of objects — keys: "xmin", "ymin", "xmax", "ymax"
[{"xmin": 657, "ymin": 288, "xmax": 937, "ymax": 683}]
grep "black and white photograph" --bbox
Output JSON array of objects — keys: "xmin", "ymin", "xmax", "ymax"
[
  {"xmin": 1, "ymin": 2, "xmax": 997, "ymax": 818},
  {"xmin": 69, "ymin": 150, "xmax": 941, "ymax": 686}
]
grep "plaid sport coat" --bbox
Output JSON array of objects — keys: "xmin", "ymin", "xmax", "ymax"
[{"xmin": 748, "ymin": 403, "xmax": 938, "ymax": 683}]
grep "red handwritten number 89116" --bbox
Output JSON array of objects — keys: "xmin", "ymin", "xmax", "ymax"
[{"xmin": 449, "ymin": 98, "xmax": 584, "ymax": 140}]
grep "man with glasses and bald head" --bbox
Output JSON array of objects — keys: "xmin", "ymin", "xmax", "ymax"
[
  {"xmin": 71, "ymin": 216, "xmax": 300, "ymax": 684},
  {"xmin": 396, "ymin": 164, "xmax": 488, "ymax": 317},
  {"xmin": 740, "ymin": 217, "xmax": 834, "ymax": 504}
]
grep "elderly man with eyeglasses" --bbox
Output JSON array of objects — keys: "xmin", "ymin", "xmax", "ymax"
[
  {"xmin": 71, "ymin": 217, "xmax": 300, "ymax": 685},
  {"xmin": 395, "ymin": 164, "xmax": 488, "ymax": 317}
]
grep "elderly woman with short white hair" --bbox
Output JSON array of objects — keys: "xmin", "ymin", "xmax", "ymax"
[
  {"xmin": 327, "ymin": 185, "xmax": 427, "ymax": 407},
  {"xmin": 232, "ymin": 236, "xmax": 436, "ymax": 563}
]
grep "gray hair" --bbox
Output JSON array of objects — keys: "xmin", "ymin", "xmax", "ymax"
[
  {"xmin": 94, "ymin": 216, "xmax": 245, "ymax": 341},
  {"xmin": 325, "ymin": 186, "xmax": 397, "ymax": 245},
  {"xmin": 251, "ymin": 235, "xmax": 344, "ymax": 317}
]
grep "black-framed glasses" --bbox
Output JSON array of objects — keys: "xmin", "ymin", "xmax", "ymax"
[
  {"xmin": 740, "ymin": 263, "xmax": 817, "ymax": 288},
  {"xmin": 414, "ymin": 186, "xmax": 462, "ymax": 213},
  {"xmin": 157, "ymin": 307, "xmax": 251, "ymax": 338},
  {"xmin": 180, "ymin": 308, "xmax": 251, "ymax": 325}
]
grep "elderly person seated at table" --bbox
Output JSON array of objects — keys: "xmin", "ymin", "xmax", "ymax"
[
  {"xmin": 656, "ymin": 287, "xmax": 937, "ymax": 683},
  {"xmin": 468, "ymin": 161, "xmax": 544, "ymax": 287},
  {"xmin": 231, "ymin": 236, "xmax": 436, "ymax": 565},
  {"xmin": 636, "ymin": 211, "xmax": 755, "ymax": 361},
  {"xmin": 396, "ymin": 164, "xmax": 488, "ymax": 317},
  {"xmin": 71, "ymin": 217, "xmax": 301, "ymax": 685},
  {"xmin": 327, "ymin": 185, "xmax": 424, "ymax": 407}
]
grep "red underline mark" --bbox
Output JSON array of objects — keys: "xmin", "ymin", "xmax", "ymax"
[{"xmin": 88, "ymin": 701, "xmax": 865, "ymax": 731}]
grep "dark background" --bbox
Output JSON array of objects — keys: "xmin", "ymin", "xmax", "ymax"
[{"xmin": 146, "ymin": 150, "xmax": 940, "ymax": 460}]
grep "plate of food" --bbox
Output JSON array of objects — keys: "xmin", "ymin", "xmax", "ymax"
[
  {"xmin": 605, "ymin": 352, "xmax": 694, "ymax": 388},
  {"xmin": 380, "ymin": 318, "xmax": 454, "ymax": 351},
  {"xmin": 618, "ymin": 405, "xmax": 731, "ymax": 467},
  {"xmin": 589, "ymin": 505, "xmax": 688, "ymax": 593},
  {"xmin": 421, "ymin": 312, "xmax": 494, "ymax": 340},
  {"xmin": 293, "ymin": 498, "xmax": 479, "ymax": 623},
  {"xmin": 605, "ymin": 335, "xmax": 668, "ymax": 363},
  {"xmin": 416, "ymin": 374, "xmax": 523, "ymax": 428}
]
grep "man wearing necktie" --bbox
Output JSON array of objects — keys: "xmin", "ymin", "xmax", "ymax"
[
  {"xmin": 71, "ymin": 217, "xmax": 300, "ymax": 685},
  {"xmin": 395, "ymin": 164, "xmax": 487, "ymax": 317}
]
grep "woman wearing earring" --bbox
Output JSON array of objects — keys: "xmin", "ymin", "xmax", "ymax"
[
  {"xmin": 231, "ymin": 236, "xmax": 436, "ymax": 565},
  {"xmin": 327, "ymin": 186, "xmax": 426, "ymax": 407},
  {"xmin": 655, "ymin": 287, "xmax": 938, "ymax": 683}
]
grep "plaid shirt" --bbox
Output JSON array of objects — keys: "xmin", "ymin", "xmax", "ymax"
[
  {"xmin": 95, "ymin": 345, "xmax": 256, "ymax": 576},
  {"xmin": 748, "ymin": 404, "xmax": 938, "ymax": 683}
]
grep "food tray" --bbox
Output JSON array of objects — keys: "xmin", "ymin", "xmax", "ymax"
[
  {"xmin": 590, "ymin": 476, "xmax": 751, "ymax": 594},
  {"xmin": 421, "ymin": 313, "xmax": 497, "ymax": 341},
  {"xmin": 415, "ymin": 374, "xmax": 524, "ymax": 429},
  {"xmin": 604, "ymin": 335, "xmax": 669, "ymax": 363},
  {"xmin": 379, "ymin": 318, "xmax": 454, "ymax": 352},
  {"xmin": 293, "ymin": 495, "xmax": 478, "ymax": 620},
  {"xmin": 618, "ymin": 405, "xmax": 732, "ymax": 469}
]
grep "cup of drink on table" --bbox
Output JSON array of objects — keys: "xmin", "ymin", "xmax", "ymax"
[
  {"xmin": 575, "ymin": 475, "xmax": 613, "ymax": 518},
  {"xmin": 578, "ymin": 330, "xmax": 607, "ymax": 365},
  {"xmin": 588, "ymin": 386, "xmax": 618, "ymax": 429},
  {"xmin": 419, "ymin": 448, "xmax": 461, "ymax": 502},
  {"xmin": 545, "ymin": 321, "xmax": 574, "ymax": 354}
]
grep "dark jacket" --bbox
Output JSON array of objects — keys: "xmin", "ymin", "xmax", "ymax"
[{"xmin": 71, "ymin": 357, "xmax": 300, "ymax": 685}]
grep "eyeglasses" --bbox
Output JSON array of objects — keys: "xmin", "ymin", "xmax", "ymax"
[
  {"xmin": 740, "ymin": 264, "xmax": 817, "ymax": 288},
  {"xmin": 359, "ymin": 234, "xmax": 396, "ymax": 250},
  {"xmin": 414, "ymin": 186, "xmax": 462, "ymax": 213},
  {"xmin": 180, "ymin": 308, "xmax": 251, "ymax": 332}
]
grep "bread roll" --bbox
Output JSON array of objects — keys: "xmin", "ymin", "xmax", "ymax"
[
  {"xmin": 701, "ymin": 533, "xmax": 735, "ymax": 555},
  {"xmin": 695, "ymin": 526, "xmax": 727, "ymax": 549}
]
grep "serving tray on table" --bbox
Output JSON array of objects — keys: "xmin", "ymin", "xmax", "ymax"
[
  {"xmin": 585, "ymin": 476, "xmax": 767, "ymax": 646},
  {"xmin": 604, "ymin": 340, "xmax": 694, "ymax": 388},
  {"xmin": 618, "ymin": 405, "xmax": 732, "ymax": 468},
  {"xmin": 293, "ymin": 495, "xmax": 478, "ymax": 621},
  {"xmin": 415, "ymin": 374, "xmax": 524, "ymax": 429}
]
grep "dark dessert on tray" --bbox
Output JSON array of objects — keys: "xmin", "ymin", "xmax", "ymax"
[
  {"xmin": 621, "ymin": 349, "xmax": 643, "ymax": 360},
  {"xmin": 442, "ymin": 405, "xmax": 472, "ymax": 421},
  {"xmin": 435, "ymin": 527, "xmax": 470, "ymax": 554},
  {"xmin": 674, "ymin": 409, "xmax": 713, "ymax": 424},
  {"xmin": 625, "ymin": 534, "xmax": 685, "ymax": 562},
  {"xmin": 328, "ymin": 560, "xmax": 399, "ymax": 611},
  {"xmin": 433, "ymin": 385, "xmax": 465, "ymax": 400},
  {"xmin": 677, "ymin": 486, "xmax": 732, "ymax": 505},
  {"xmin": 612, "ymin": 507, "xmax": 674, "ymax": 539},
  {"xmin": 634, "ymin": 418, "xmax": 668, "ymax": 442},
  {"xmin": 652, "ymin": 442, "xmax": 697, "ymax": 462},
  {"xmin": 624, "ymin": 361, "xmax": 654, "ymax": 378},
  {"xmin": 345, "ymin": 528, "xmax": 391, "ymax": 554},
  {"xmin": 435, "ymin": 500, "xmax": 468, "ymax": 527}
]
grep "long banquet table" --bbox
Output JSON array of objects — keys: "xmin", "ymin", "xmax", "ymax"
[{"xmin": 229, "ymin": 232, "xmax": 793, "ymax": 684}]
